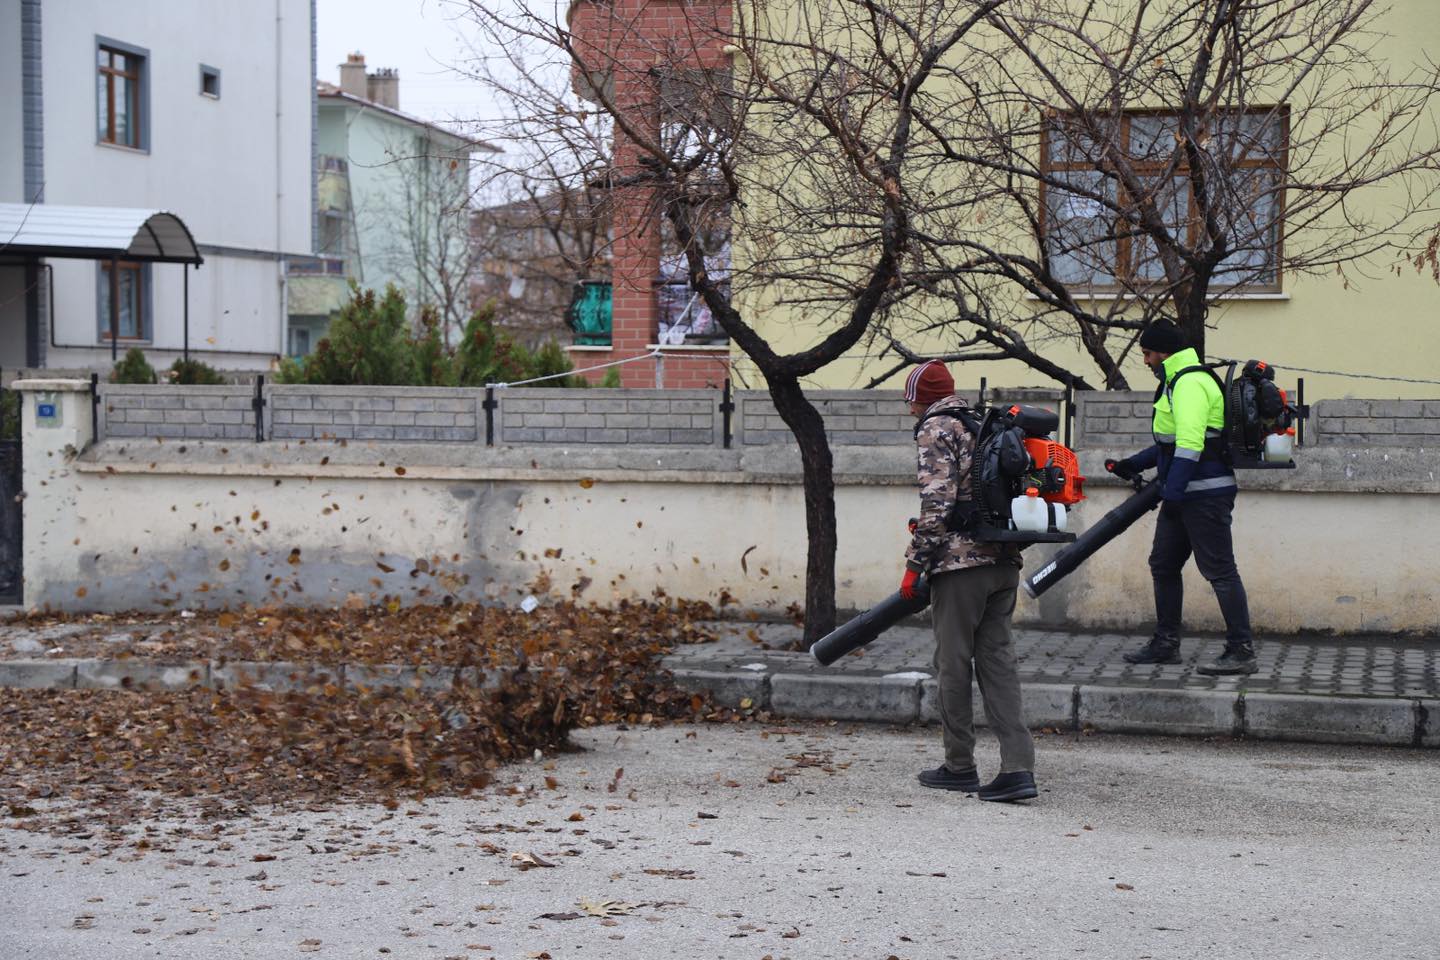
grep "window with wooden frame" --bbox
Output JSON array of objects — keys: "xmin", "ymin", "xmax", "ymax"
[
  {"xmin": 1040, "ymin": 108, "xmax": 1288, "ymax": 294},
  {"xmin": 97, "ymin": 42, "xmax": 147, "ymax": 149},
  {"xmin": 654, "ymin": 68, "xmax": 733, "ymax": 345},
  {"xmin": 97, "ymin": 261, "xmax": 150, "ymax": 342}
]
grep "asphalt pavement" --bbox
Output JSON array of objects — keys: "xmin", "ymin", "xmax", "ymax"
[{"xmin": 3, "ymin": 723, "xmax": 1436, "ymax": 960}]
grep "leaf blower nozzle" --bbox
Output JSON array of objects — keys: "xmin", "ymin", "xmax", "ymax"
[
  {"xmin": 1021, "ymin": 480, "xmax": 1161, "ymax": 599},
  {"xmin": 810, "ymin": 577, "xmax": 932, "ymax": 666}
]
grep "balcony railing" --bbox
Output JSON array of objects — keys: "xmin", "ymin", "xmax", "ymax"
[
  {"xmin": 567, "ymin": 280, "xmax": 612, "ymax": 345},
  {"xmin": 286, "ymin": 256, "xmax": 347, "ymax": 277}
]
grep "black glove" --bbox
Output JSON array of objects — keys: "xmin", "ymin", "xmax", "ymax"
[{"xmin": 1105, "ymin": 457, "xmax": 1139, "ymax": 481}]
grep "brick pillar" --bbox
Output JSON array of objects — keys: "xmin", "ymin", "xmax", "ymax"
[{"xmin": 565, "ymin": 0, "xmax": 735, "ymax": 389}]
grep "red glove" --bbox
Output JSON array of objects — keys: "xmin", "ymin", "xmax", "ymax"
[{"xmin": 899, "ymin": 568, "xmax": 920, "ymax": 600}]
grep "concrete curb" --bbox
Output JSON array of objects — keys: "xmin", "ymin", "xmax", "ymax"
[
  {"xmin": 669, "ymin": 667, "xmax": 769, "ymax": 710},
  {"xmin": 918, "ymin": 679, "xmax": 1074, "ymax": 731},
  {"xmin": 0, "ymin": 659, "xmax": 82, "ymax": 689},
  {"xmin": 770, "ymin": 673, "xmax": 921, "ymax": 724},
  {"xmin": 1242, "ymin": 692, "xmax": 1416, "ymax": 746},
  {"xmin": 77, "ymin": 659, "xmax": 210, "ymax": 691},
  {"xmin": 665, "ymin": 662, "xmax": 1435, "ymax": 748},
  {"xmin": 1079, "ymin": 686, "xmax": 1241, "ymax": 738}
]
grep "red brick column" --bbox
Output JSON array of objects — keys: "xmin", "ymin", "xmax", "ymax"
[{"xmin": 566, "ymin": 0, "xmax": 734, "ymax": 388}]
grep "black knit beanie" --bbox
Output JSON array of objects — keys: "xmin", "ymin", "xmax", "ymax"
[{"xmin": 1138, "ymin": 321, "xmax": 1183, "ymax": 354}]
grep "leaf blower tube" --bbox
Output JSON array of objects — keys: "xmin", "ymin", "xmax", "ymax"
[
  {"xmin": 1021, "ymin": 479, "xmax": 1161, "ymax": 600},
  {"xmin": 810, "ymin": 480, "xmax": 1154, "ymax": 664},
  {"xmin": 810, "ymin": 577, "xmax": 932, "ymax": 666}
]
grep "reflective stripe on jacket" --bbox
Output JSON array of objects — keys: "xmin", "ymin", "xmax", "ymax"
[{"xmin": 1152, "ymin": 348, "xmax": 1236, "ymax": 500}]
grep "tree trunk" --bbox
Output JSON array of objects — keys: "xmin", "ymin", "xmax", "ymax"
[
  {"xmin": 767, "ymin": 375, "xmax": 837, "ymax": 647},
  {"xmin": 1174, "ymin": 290, "xmax": 1208, "ymax": 359}
]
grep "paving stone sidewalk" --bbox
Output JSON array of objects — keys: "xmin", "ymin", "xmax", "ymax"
[{"xmin": 664, "ymin": 622, "xmax": 1440, "ymax": 748}]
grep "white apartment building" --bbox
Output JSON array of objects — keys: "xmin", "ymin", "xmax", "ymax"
[{"xmin": 0, "ymin": 0, "xmax": 315, "ymax": 371}]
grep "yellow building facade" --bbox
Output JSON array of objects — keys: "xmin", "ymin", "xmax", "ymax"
[{"xmin": 722, "ymin": 1, "xmax": 1440, "ymax": 403}]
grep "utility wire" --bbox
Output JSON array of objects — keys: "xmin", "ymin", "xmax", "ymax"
[
  {"xmin": 1213, "ymin": 358, "xmax": 1440, "ymax": 388},
  {"xmin": 490, "ymin": 347, "xmax": 663, "ymax": 388},
  {"xmin": 0, "ymin": 184, "xmax": 44, "ymax": 256}
]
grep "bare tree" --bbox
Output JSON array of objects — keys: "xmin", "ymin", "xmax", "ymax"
[
  {"xmin": 448, "ymin": 20, "xmax": 615, "ymax": 348},
  {"xmin": 461, "ymin": 0, "xmax": 1440, "ymax": 642},
  {"xmin": 468, "ymin": 171, "xmax": 611, "ymax": 349},
  {"xmin": 905, "ymin": 0, "xmax": 1440, "ymax": 368},
  {"xmin": 366, "ymin": 129, "xmax": 483, "ymax": 345}
]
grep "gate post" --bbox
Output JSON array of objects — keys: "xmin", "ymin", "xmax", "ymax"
[{"xmin": 12, "ymin": 379, "xmax": 94, "ymax": 609}]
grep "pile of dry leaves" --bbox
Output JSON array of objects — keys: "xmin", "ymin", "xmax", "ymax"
[{"xmin": 1, "ymin": 599, "xmax": 731, "ymax": 832}]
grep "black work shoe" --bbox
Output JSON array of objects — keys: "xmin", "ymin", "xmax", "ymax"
[
  {"xmin": 1196, "ymin": 645, "xmax": 1258, "ymax": 676},
  {"xmin": 917, "ymin": 765, "xmax": 980, "ymax": 792},
  {"xmin": 978, "ymin": 771, "xmax": 1038, "ymax": 803},
  {"xmin": 1122, "ymin": 638, "xmax": 1181, "ymax": 665}
]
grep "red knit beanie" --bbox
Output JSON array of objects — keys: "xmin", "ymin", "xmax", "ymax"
[{"xmin": 903, "ymin": 360, "xmax": 955, "ymax": 405}]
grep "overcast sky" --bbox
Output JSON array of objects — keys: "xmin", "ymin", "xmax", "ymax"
[{"xmin": 315, "ymin": 0, "xmax": 503, "ymax": 131}]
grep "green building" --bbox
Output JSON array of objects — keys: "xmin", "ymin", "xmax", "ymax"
[{"xmin": 286, "ymin": 52, "xmax": 493, "ymax": 356}]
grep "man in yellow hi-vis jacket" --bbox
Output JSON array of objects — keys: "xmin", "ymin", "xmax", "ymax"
[{"xmin": 1106, "ymin": 321, "xmax": 1257, "ymax": 676}]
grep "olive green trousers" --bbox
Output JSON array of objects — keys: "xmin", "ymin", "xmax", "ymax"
[{"xmin": 929, "ymin": 563, "xmax": 1035, "ymax": 774}]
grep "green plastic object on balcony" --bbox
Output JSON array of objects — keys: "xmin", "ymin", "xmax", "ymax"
[{"xmin": 568, "ymin": 280, "xmax": 612, "ymax": 346}]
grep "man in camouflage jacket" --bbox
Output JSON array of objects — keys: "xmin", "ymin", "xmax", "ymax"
[{"xmin": 901, "ymin": 360, "xmax": 1037, "ymax": 803}]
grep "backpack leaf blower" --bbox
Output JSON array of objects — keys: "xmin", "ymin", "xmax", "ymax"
[
  {"xmin": 1024, "ymin": 358, "xmax": 1309, "ymax": 600},
  {"xmin": 810, "ymin": 404, "xmax": 1084, "ymax": 664},
  {"xmin": 1167, "ymin": 359, "xmax": 1308, "ymax": 469},
  {"xmin": 932, "ymin": 403, "xmax": 1086, "ymax": 543},
  {"xmin": 811, "ymin": 576, "xmax": 932, "ymax": 666}
]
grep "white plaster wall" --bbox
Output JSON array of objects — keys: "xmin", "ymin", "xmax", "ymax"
[
  {"xmin": 29, "ymin": 462, "xmax": 914, "ymax": 616},
  {"xmin": 1042, "ymin": 485, "xmax": 1440, "ymax": 636},
  {"xmin": 46, "ymin": 255, "xmax": 283, "ymax": 366},
  {"xmin": 20, "ymin": 437, "xmax": 1440, "ymax": 636}
]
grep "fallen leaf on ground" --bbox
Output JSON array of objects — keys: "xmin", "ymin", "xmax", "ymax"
[{"xmin": 580, "ymin": 899, "xmax": 637, "ymax": 917}]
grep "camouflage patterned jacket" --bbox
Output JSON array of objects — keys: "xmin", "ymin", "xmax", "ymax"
[{"xmin": 904, "ymin": 395, "xmax": 1019, "ymax": 576}]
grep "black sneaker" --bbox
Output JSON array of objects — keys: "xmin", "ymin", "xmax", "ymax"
[
  {"xmin": 1196, "ymin": 645, "xmax": 1258, "ymax": 676},
  {"xmin": 1122, "ymin": 638, "xmax": 1181, "ymax": 665},
  {"xmin": 917, "ymin": 765, "xmax": 980, "ymax": 792},
  {"xmin": 978, "ymin": 771, "xmax": 1038, "ymax": 803}
]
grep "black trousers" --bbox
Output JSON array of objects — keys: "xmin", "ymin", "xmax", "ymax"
[{"xmin": 1149, "ymin": 493, "xmax": 1252, "ymax": 646}]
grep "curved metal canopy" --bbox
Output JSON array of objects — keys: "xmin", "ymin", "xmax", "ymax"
[{"xmin": 0, "ymin": 203, "xmax": 203, "ymax": 264}]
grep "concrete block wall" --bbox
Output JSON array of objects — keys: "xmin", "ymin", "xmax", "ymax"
[
  {"xmin": 1077, "ymin": 392, "xmax": 1440, "ymax": 451},
  {"xmin": 739, "ymin": 390, "xmax": 912, "ymax": 446},
  {"xmin": 92, "ymin": 384, "xmax": 1432, "ymax": 450},
  {"xmin": 737, "ymin": 387, "xmax": 1066, "ymax": 447},
  {"xmin": 499, "ymin": 388, "xmax": 720, "ymax": 445},
  {"xmin": 101, "ymin": 385, "xmax": 257, "ymax": 440},
  {"xmin": 1074, "ymin": 390, "xmax": 1155, "ymax": 452},
  {"xmin": 1311, "ymin": 399, "xmax": 1440, "ymax": 446},
  {"xmin": 269, "ymin": 386, "xmax": 481, "ymax": 442}
]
